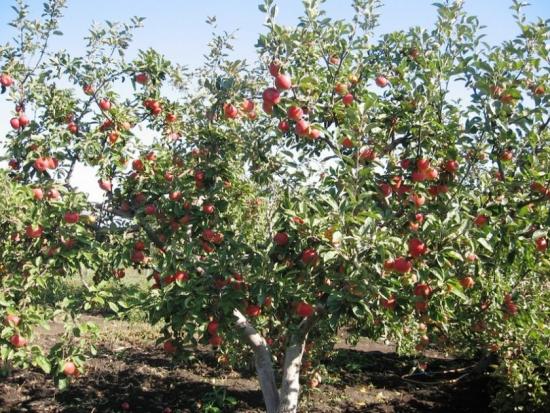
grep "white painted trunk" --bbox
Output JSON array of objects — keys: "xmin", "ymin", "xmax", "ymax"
[
  {"xmin": 233, "ymin": 309, "xmax": 280, "ymax": 413},
  {"xmin": 234, "ymin": 307, "xmax": 320, "ymax": 413},
  {"xmin": 277, "ymin": 339, "xmax": 307, "ymax": 413}
]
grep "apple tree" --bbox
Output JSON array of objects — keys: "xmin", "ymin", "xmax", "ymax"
[{"xmin": 1, "ymin": 0, "xmax": 549, "ymax": 412}]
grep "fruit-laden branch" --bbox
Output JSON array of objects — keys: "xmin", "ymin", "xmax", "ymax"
[
  {"xmin": 88, "ymin": 202, "xmax": 164, "ymax": 249},
  {"xmin": 233, "ymin": 308, "xmax": 280, "ymax": 413},
  {"xmin": 516, "ymin": 194, "xmax": 549, "ymax": 209}
]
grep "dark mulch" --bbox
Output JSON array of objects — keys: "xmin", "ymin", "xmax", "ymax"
[{"xmin": 0, "ymin": 320, "xmax": 493, "ymax": 413}]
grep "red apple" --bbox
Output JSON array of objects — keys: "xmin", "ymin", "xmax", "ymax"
[
  {"xmin": 379, "ymin": 183, "xmax": 392, "ymax": 197},
  {"xmin": 413, "ymin": 283, "xmax": 432, "ymax": 298},
  {"xmin": 64, "ymin": 211, "xmax": 79, "ymax": 224},
  {"xmin": 209, "ymin": 335, "xmax": 223, "ymax": 347},
  {"xmin": 168, "ymin": 191, "xmax": 181, "ymax": 201},
  {"xmin": 296, "ymin": 302, "xmax": 315, "ymax": 318},
  {"xmin": 375, "ymin": 75, "xmax": 389, "ymax": 88},
  {"xmin": 409, "ymin": 193, "xmax": 425, "ymax": 208},
  {"xmin": 135, "ymin": 72, "xmax": 149, "ymax": 84},
  {"xmin": 262, "ymin": 101, "xmax": 274, "ymax": 114},
  {"xmin": 295, "ymin": 119, "xmax": 310, "ymax": 137},
  {"xmin": 18, "ymin": 114, "xmax": 30, "ymax": 127},
  {"xmin": 334, "ymin": 83, "xmax": 348, "ymax": 95},
  {"xmin": 459, "ymin": 276, "xmax": 475, "ymax": 289},
  {"xmin": 411, "ymin": 170, "xmax": 426, "ymax": 182},
  {"xmin": 341, "ymin": 137, "xmax": 354, "ymax": 148},
  {"xmin": 132, "ymin": 159, "xmax": 144, "ymax": 172},
  {"xmin": 246, "ymin": 304, "xmax": 261, "ymax": 317},
  {"xmin": 131, "ymin": 250, "xmax": 145, "ymax": 263},
  {"xmin": 444, "ymin": 160, "xmax": 459, "ymax": 173},
  {"xmin": 194, "ymin": 170, "xmax": 205, "ymax": 181},
  {"xmin": 134, "ymin": 192, "xmax": 146, "ymax": 205},
  {"xmin": 241, "ymin": 99, "xmax": 255, "ymax": 112},
  {"xmin": 8, "ymin": 159, "xmax": 19, "ymax": 169},
  {"xmin": 144, "ymin": 204, "xmax": 156, "ymax": 215},
  {"xmin": 380, "ymin": 295, "xmax": 396, "ymax": 310},
  {"xmin": 275, "ymin": 73, "xmax": 291, "ymax": 90},
  {"xmin": 416, "ymin": 158, "xmax": 430, "ymax": 171},
  {"xmin": 47, "ymin": 188, "xmax": 61, "ymax": 200},
  {"xmin": 415, "ymin": 300, "xmax": 428, "ymax": 313},
  {"xmin": 301, "ymin": 248, "xmax": 318, "ymax": 265},
  {"xmin": 163, "ymin": 340, "xmax": 177, "ymax": 354},
  {"xmin": 10, "ymin": 117, "xmax": 20, "ymax": 129},
  {"xmin": 383, "ymin": 259, "xmax": 395, "ymax": 271},
  {"xmin": 499, "ymin": 93, "xmax": 514, "ymax": 104},
  {"xmin": 207, "ymin": 321, "xmax": 219, "ymax": 335},
  {"xmin": 535, "ymin": 237, "xmax": 547, "ymax": 252},
  {"xmin": 0, "ymin": 73, "xmax": 14, "ymax": 87},
  {"xmin": 145, "ymin": 151, "xmax": 156, "ymax": 162},
  {"xmin": 474, "ymin": 214, "xmax": 489, "ymax": 227},
  {"xmin": 274, "ymin": 231, "xmax": 289, "ymax": 246},
  {"xmin": 98, "ymin": 99, "xmax": 111, "ymax": 111},
  {"xmin": 393, "ymin": 257, "xmax": 412, "ymax": 273},
  {"xmin": 202, "ymin": 204, "xmax": 215, "ymax": 214},
  {"xmin": 500, "ymin": 149, "xmax": 513, "ymax": 161},
  {"xmin": 262, "ymin": 87, "xmax": 281, "ymax": 105},
  {"xmin": 425, "ymin": 168, "xmax": 439, "ymax": 180},
  {"xmin": 278, "ymin": 120, "xmax": 290, "ymax": 132},
  {"xmin": 408, "ymin": 238, "xmax": 427, "ymax": 257},
  {"xmin": 98, "ymin": 179, "xmax": 112, "ymax": 192},
  {"xmin": 174, "ymin": 271, "xmax": 189, "ymax": 282},
  {"xmin": 224, "ymin": 103, "xmax": 238, "ymax": 119},
  {"xmin": 67, "ymin": 122, "xmax": 78, "ymax": 134},
  {"xmin": 533, "ymin": 85, "xmax": 545, "ymax": 96},
  {"xmin": 268, "ymin": 60, "xmax": 281, "ymax": 77},
  {"xmin": 308, "ymin": 128, "xmax": 321, "ymax": 139},
  {"xmin": 47, "ymin": 157, "xmax": 58, "ymax": 169},
  {"xmin": 10, "ymin": 335, "xmax": 27, "ymax": 348},
  {"xmin": 63, "ymin": 361, "xmax": 77, "ymax": 376},
  {"xmin": 83, "ymin": 84, "xmax": 94, "ymax": 95},
  {"xmin": 358, "ymin": 147, "xmax": 376, "ymax": 161},
  {"xmin": 32, "ymin": 188, "xmax": 44, "ymax": 201},
  {"xmin": 287, "ymin": 105, "xmax": 303, "ymax": 121},
  {"xmin": 342, "ymin": 93, "xmax": 354, "ymax": 105},
  {"xmin": 25, "ymin": 225, "xmax": 43, "ymax": 238}
]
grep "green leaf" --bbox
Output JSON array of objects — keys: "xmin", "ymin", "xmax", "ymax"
[
  {"xmin": 477, "ymin": 238, "xmax": 493, "ymax": 252},
  {"xmin": 35, "ymin": 355, "xmax": 51, "ymax": 374},
  {"xmin": 449, "ymin": 285, "xmax": 468, "ymax": 301},
  {"xmin": 444, "ymin": 250, "xmax": 463, "ymax": 261},
  {"xmin": 57, "ymin": 377, "xmax": 68, "ymax": 390}
]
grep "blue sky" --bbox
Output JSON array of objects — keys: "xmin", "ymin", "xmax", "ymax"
[
  {"xmin": 1, "ymin": 0, "xmax": 549, "ymax": 200},
  {"xmin": 1, "ymin": 0, "xmax": 549, "ymax": 69}
]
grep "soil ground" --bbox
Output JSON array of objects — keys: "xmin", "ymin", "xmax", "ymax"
[{"xmin": 0, "ymin": 316, "xmax": 492, "ymax": 413}]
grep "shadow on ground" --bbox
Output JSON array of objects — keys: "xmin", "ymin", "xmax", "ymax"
[{"xmin": 0, "ymin": 341, "xmax": 493, "ymax": 412}]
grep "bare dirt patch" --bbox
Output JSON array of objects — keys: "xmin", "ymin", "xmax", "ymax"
[{"xmin": 0, "ymin": 317, "xmax": 492, "ymax": 413}]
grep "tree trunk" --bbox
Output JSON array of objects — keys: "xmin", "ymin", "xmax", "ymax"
[
  {"xmin": 234, "ymin": 307, "xmax": 321, "ymax": 413},
  {"xmin": 233, "ymin": 309, "xmax": 280, "ymax": 413},
  {"xmin": 277, "ymin": 309, "xmax": 321, "ymax": 413},
  {"xmin": 277, "ymin": 338, "xmax": 307, "ymax": 413}
]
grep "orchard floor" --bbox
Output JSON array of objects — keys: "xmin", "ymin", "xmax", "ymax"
[{"xmin": 0, "ymin": 316, "xmax": 492, "ymax": 413}]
